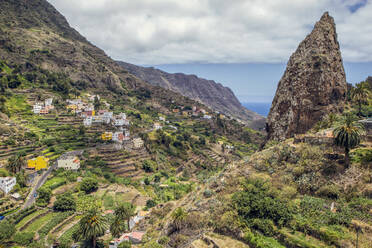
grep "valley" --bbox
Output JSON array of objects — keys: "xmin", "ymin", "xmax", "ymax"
[{"xmin": 0, "ymin": 1, "xmax": 371, "ymax": 248}]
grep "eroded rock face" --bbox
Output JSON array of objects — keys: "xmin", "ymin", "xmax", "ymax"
[{"xmin": 266, "ymin": 12, "xmax": 347, "ymax": 141}]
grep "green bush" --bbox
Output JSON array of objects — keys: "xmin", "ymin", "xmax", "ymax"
[
  {"xmin": 0, "ymin": 220, "xmax": 15, "ymax": 243},
  {"xmin": 53, "ymin": 193, "xmax": 76, "ymax": 211},
  {"xmin": 36, "ymin": 186, "xmax": 51, "ymax": 205},
  {"xmin": 146, "ymin": 199, "xmax": 156, "ymax": 209},
  {"xmin": 316, "ymin": 185, "xmax": 340, "ymax": 199},
  {"xmin": 158, "ymin": 236, "xmax": 170, "ymax": 245},
  {"xmin": 142, "ymin": 159, "xmax": 157, "ymax": 172},
  {"xmin": 232, "ymin": 179, "xmax": 293, "ymax": 227},
  {"xmin": 251, "ymin": 218, "xmax": 275, "ymax": 236},
  {"xmin": 80, "ymin": 177, "xmax": 98, "ymax": 194},
  {"xmin": 244, "ymin": 230, "xmax": 285, "ymax": 248},
  {"xmin": 203, "ymin": 189, "xmax": 213, "ymax": 198},
  {"xmin": 118, "ymin": 241, "xmax": 131, "ymax": 248},
  {"xmin": 13, "ymin": 231, "xmax": 34, "ymax": 246}
]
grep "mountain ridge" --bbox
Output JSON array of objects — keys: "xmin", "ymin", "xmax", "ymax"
[{"xmin": 117, "ymin": 61, "xmax": 265, "ymax": 129}]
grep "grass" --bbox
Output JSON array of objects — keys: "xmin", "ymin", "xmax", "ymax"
[
  {"xmin": 5, "ymin": 95, "xmax": 31, "ymax": 115},
  {"xmin": 58, "ymin": 222, "xmax": 80, "ymax": 244},
  {"xmin": 16, "ymin": 209, "xmax": 48, "ymax": 229},
  {"xmin": 279, "ymin": 228, "xmax": 330, "ymax": 248},
  {"xmin": 23, "ymin": 212, "xmax": 55, "ymax": 232},
  {"xmin": 103, "ymin": 193, "xmax": 115, "ymax": 209},
  {"xmin": 43, "ymin": 177, "xmax": 66, "ymax": 189}
]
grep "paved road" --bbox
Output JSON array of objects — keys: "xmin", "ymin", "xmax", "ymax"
[{"xmin": 23, "ymin": 162, "xmax": 57, "ymax": 209}]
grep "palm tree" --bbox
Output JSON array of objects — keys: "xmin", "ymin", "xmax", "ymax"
[
  {"xmin": 327, "ymin": 113, "xmax": 337, "ymax": 128},
  {"xmin": 6, "ymin": 154, "xmax": 25, "ymax": 174},
  {"xmin": 333, "ymin": 114, "xmax": 364, "ymax": 167},
  {"xmin": 351, "ymin": 83, "xmax": 369, "ymax": 117},
  {"xmin": 75, "ymin": 208, "xmax": 108, "ymax": 247},
  {"xmin": 114, "ymin": 202, "xmax": 136, "ymax": 232},
  {"xmin": 171, "ymin": 207, "xmax": 187, "ymax": 231},
  {"xmin": 110, "ymin": 217, "xmax": 123, "ymax": 238}
]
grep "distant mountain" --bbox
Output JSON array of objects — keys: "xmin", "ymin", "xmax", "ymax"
[{"xmin": 117, "ymin": 61, "xmax": 265, "ymax": 129}]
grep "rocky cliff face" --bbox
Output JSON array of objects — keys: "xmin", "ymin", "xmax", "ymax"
[
  {"xmin": 266, "ymin": 12, "xmax": 347, "ymax": 141},
  {"xmin": 117, "ymin": 61, "xmax": 265, "ymax": 129}
]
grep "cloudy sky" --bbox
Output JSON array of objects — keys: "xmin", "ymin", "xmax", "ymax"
[{"xmin": 47, "ymin": 0, "xmax": 372, "ymax": 103}]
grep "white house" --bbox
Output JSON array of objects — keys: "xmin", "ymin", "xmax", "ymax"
[
  {"xmin": 132, "ymin": 138, "xmax": 144, "ymax": 149},
  {"xmin": 92, "ymin": 116, "xmax": 103, "ymax": 123},
  {"xmin": 112, "ymin": 132, "xmax": 124, "ymax": 143},
  {"xmin": 118, "ymin": 112, "xmax": 126, "ymax": 119},
  {"xmin": 154, "ymin": 122, "xmax": 162, "ymax": 130},
  {"xmin": 159, "ymin": 116, "xmax": 165, "ymax": 121},
  {"xmin": 124, "ymin": 129, "xmax": 130, "ymax": 140},
  {"xmin": 33, "ymin": 103, "xmax": 43, "ymax": 114},
  {"xmin": 109, "ymin": 231, "xmax": 145, "ymax": 248},
  {"xmin": 114, "ymin": 113, "xmax": 129, "ymax": 126},
  {"xmin": 0, "ymin": 177, "xmax": 16, "ymax": 194},
  {"xmin": 203, "ymin": 115, "xmax": 212, "ymax": 119},
  {"xmin": 57, "ymin": 156, "xmax": 80, "ymax": 170},
  {"xmin": 84, "ymin": 116, "xmax": 93, "ymax": 126},
  {"xmin": 45, "ymin": 98, "xmax": 53, "ymax": 106}
]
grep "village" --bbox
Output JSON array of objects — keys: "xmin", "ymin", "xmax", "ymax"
[{"xmin": 0, "ymin": 92, "xmax": 236, "ymax": 247}]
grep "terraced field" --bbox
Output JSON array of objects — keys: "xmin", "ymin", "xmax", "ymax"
[
  {"xmin": 92, "ymin": 145, "xmax": 151, "ymax": 178},
  {"xmin": 22, "ymin": 211, "xmax": 55, "ymax": 232}
]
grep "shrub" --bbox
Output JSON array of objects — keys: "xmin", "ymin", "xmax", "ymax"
[
  {"xmin": 142, "ymin": 159, "xmax": 157, "ymax": 172},
  {"xmin": 143, "ymin": 241, "xmax": 162, "ymax": 248},
  {"xmin": 244, "ymin": 230, "xmax": 285, "ymax": 248},
  {"xmin": 13, "ymin": 231, "xmax": 34, "ymax": 246},
  {"xmin": 80, "ymin": 177, "xmax": 98, "ymax": 194},
  {"xmin": 316, "ymin": 185, "xmax": 340, "ymax": 199},
  {"xmin": 0, "ymin": 220, "xmax": 15, "ymax": 242},
  {"xmin": 158, "ymin": 236, "xmax": 170, "ymax": 245},
  {"xmin": 232, "ymin": 179, "xmax": 293, "ymax": 227},
  {"xmin": 251, "ymin": 218, "xmax": 275, "ymax": 236},
  {"xmin": 118, "ymin": 241, "xmax": 131, "ymax": 248},
  {"xmin": 203, "ymin": 189, "xmax": 213, "ymax": 198},
  {"xmin": 53, "ymin": 193, "xmax": 76, "ymax": 211},
  {"xmin": 36, "ymin": 186, "xmax": 51, "ymax": 205},
  {"xmin": 146, "ymin": 199, "xmax": 156, "ymax": 209}
]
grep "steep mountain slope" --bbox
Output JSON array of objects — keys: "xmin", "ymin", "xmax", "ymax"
[
  {"xmin": 117, "ymin": 61, "xmax": 265, "ymax": 129},
  {"xmin": 266, "ymin": 12, "xmax": 347, "ymax": 141},
  {"xmin": 0, "ymin": 0, "xmax": 206, "ymax": 107}
]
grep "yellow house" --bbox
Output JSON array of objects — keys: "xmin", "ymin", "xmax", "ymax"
[
  {"xmin": 27, "ymin": 156, "xmax": 48, "ymax": 171},
  {"xmin": 101, "ymin": 132, "xmax": 112, "ymax": 141},
  {"xmin": 67, "ymin": 104, "xmax": 78, "ymax": 110}
]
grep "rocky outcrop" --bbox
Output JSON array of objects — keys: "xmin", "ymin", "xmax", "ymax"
[
  {"xmin": 117, "ymin": 61, "xmax": 265, "ymax": 129},
  {"xmin": 266, "ymin": 12, "xmax": 347, "ymax": 141}
]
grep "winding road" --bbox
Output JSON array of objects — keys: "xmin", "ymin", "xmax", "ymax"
[{"xmin": 23, "ymin": 162, "xmax": 57, "ymax": 209}]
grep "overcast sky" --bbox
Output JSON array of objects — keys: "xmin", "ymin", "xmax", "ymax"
[{"xmin": 47, "ymin": 0, "xmax": 372, "ymax": 103}]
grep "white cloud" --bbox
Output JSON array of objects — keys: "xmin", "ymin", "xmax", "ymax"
[{"xmin": 47, "ymin": 0, "xmax": 372, "ymax": 64}]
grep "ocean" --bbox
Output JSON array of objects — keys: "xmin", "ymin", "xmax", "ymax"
[{"xmin": 242, "ymin": 102, "xmax": 271, "ymax": 117}]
